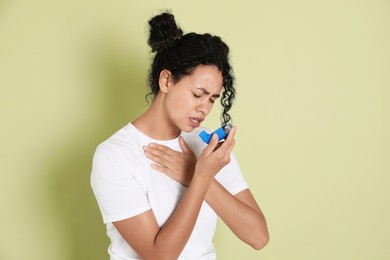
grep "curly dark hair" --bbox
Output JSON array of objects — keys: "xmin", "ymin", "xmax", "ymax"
[{"xmin": 147, "ymin": 12, "xmax": 235, "ymax": 126}]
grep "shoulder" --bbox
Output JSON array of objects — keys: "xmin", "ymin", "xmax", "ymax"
[
  {"xmin": 91, "ymin": 124, "xmax": 150, "ymax": 189},
  {"xmin": 93, "ymin": 124, "xmax": 142, "ymax": 166}
]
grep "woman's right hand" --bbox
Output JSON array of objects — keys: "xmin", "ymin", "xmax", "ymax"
[{"xmin": 194, "ymin": 126, "xmax": 237, "ymax": 180}]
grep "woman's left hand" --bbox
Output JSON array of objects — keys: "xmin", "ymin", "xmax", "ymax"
[{"xmin": 143, "ymin": 136, "xmax": 197, "ymax": 186}]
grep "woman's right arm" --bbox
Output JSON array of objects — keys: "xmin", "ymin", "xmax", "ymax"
[{"xmin": 113, "ymin": 130, "xmax": 236, "ymax": 260}]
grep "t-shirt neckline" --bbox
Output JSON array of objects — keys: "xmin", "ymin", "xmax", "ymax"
[{"xmin": 127, "ymin": 122, "xmax": 182, "ymax": 146}]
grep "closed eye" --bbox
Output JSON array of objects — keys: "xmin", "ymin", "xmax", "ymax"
[{"xmin": 193, "ymin": 92, "xmax": 218, "ymax": 103}]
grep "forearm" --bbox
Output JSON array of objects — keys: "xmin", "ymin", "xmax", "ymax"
[
  {"xmin": 140, "ymin": 131, "xmax": 237, "ymax": 258},
  {"xmin": 205, "ymin": 179, "xmax": 269, "ymax": 250},
  {"xmin": 152, "ymin": 173, "xmax": 213, "ymax": 259}
]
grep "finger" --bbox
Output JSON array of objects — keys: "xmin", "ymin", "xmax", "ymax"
[
  {"xmin": 144, "ymin": 150, "xmax": 170, "ymax": 167},
  {"xmin": 179, "ymin": 136, "xmax": 192, "ymax": 154},
  {"xmin": 150, "ymin": 163, "xmax": 169, "ymax": 174},
  {"xmin": 225, "ymin": 126, "xmax": 237, "ymax": 142},
  {"xmin": 147, "ymin": 143, "xmax": 186, "ymax": 160},
  {"xmin": 148, "ymin": 143, "xmax": 176, "ymax": 156},
  {"xmin": 225, "ymin": 139, "xmax": 235, "ymax": 156},
  {"xmin": 214, "ymin": 142, "xmax": 223, "ymax": 151},
  {"xmin": 214, "ymin": 126, "xmax": 236, "ymax": 155},
  {"xmin": 220, "ymin": 126, "xmax": 237, "ymax": 149},
  {"xmin": 218, "ymin": 139, "xmax": 235, "ymax": 166},
  {"xmin": 144, "ymin": 145, "xmax": 173, "ymax": 158},
  {"xmin": 203, "ymin": 133, "xmax": 219, "ymax": 157}
]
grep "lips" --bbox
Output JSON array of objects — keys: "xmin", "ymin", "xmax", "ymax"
[{"xmin": 189, "ymin": 117, "xmax": 203, "ymax": 127}]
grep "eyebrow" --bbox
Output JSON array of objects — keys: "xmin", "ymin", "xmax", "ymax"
[{"xmin": 196, "ymin": 87, "xmax": 221, "ymax": 98}]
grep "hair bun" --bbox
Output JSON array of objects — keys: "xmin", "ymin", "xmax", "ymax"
[{"xmin": 148, "ymin": 12, "xmax": 183, "ymax": 53}]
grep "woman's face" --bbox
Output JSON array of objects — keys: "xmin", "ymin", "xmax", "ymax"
[{"xmin": 163, "ymin": 65, "xmax": 223, "ymax": 132}]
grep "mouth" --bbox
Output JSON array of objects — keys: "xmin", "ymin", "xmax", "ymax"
[{"xmin": 190, "ymin": 117, "xmax": 203, "ymax": 127}]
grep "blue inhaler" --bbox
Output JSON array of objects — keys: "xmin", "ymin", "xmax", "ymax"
[{"xmin": 199, "ymin": 124, "xmax": 232, "ymax": 144}]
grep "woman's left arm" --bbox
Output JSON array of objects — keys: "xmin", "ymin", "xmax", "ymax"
[
  {"xmin": 205, "ymin": 180, "xmax": 269, "ymax": 250},
  {"xmin": 143, "ymin": 136, "xmax": 269, "ymax": 250}
]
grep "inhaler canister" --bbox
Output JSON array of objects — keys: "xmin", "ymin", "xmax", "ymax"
[{"xmin": 199, "ymin": 124, "xmax": 232, "ymax": 144}]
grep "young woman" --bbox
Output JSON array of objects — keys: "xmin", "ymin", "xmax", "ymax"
[{"xmin": 91, "ymin": 12, "xmax": 269, "ymax": 260}]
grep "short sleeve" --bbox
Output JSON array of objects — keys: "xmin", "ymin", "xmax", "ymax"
[
  {"xmin": 90, "ymin": 143, "xmax": 151, "ymax": 223},
  {"xmin": 215, "ymin": 153, "xmax": 248, "ymax": 195}
]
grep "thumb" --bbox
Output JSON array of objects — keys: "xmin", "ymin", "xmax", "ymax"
[
  {"xmin": 179, "ymin": 136, "xmax": 192, "ymax": 154},
  {"xmin": 203, "ymin": 133, "xmax": 219, "ymax": 156}
]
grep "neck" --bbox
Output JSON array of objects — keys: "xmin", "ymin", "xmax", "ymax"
[{"xmin": 132, "ymin": 94, "xmax": 181, "ymax": 140}]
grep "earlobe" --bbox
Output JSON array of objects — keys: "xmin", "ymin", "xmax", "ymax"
[{"xmin": 159, "ymin": 69, "xmax": 173, "ymax": 94}]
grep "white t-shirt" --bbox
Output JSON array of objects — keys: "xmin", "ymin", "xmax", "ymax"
[{"xmin": 91, "ymin": 123, "xmax": 248, "ymax": 260}]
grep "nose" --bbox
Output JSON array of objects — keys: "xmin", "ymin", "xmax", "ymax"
[{"xmin": 196, "ymin": 99, "xmax": 213, "ymax": 116}]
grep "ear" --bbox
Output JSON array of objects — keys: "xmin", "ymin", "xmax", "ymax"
[{"xmin": 159, "ymin": 69, "xmax": 174, "ymax": 94}]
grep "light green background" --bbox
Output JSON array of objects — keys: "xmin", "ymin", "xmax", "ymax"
[{"xmin": 1, "ymin": 1, "xmax": 389, "ymax": 259}]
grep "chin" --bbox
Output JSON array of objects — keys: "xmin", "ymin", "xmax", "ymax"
[{"xmin": 180, "ymin": 125, "xmax": 197, "ymax": 133}]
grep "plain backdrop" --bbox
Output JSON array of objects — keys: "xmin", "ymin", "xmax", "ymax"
[{"xmin": 0, "ymin": 0, "xmax": 389, "ymax": 259}]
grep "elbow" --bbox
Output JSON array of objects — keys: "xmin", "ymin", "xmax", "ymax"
[{"xmin": 251, "ymin": 229, "xmax": 269, "ymax": 250}]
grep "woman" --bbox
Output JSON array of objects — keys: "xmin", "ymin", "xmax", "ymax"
[{"xmin": 91, "ymin": 12, "xmax": 269, "ymax": 260}]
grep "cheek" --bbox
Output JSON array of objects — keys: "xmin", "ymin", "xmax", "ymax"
[
  {"xmin": 167, "ymin": 92, "xmax": 193, "ymax": 116},
  {"xmin": 178, "ymin": 91, "xmax": 196, "ymax": 108},
  {"xmin": 204, "ymin": 102, "xmax": 215, "ymax": 116}
]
